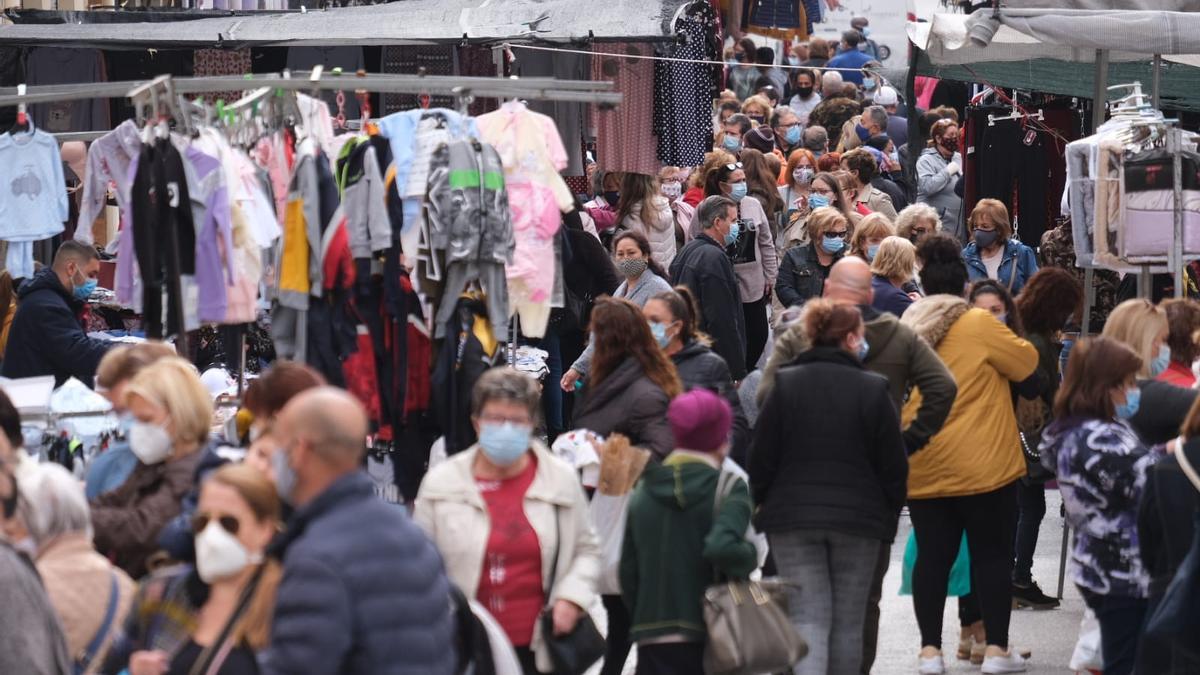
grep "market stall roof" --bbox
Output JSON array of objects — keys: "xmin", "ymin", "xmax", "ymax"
[
  {"xmin": 907, "ymin": 9, "xmax": 1200, "ymax": 112},
  {"xmin": 0, "ymin": 0, "xmax": 689, "ymax": 49}
]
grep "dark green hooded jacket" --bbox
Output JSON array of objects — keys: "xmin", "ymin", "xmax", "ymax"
[{"xmin": 619, "ymin": 454, "xmax": 758, "ymax": 643}]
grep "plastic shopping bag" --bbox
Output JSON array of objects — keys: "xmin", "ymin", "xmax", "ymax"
[
  {"xmin": 1068, "ymin": 607, "xmax": 1103, "ymax": 672},
  {"xmin": 899, "ymin": 531, "xmax": 972, "ymax": 597},
  {"xmin": 589, "ymin": 491, "xmax": 631, "ymax": 595}
]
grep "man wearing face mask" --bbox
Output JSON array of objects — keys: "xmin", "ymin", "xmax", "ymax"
[
  {"xmin": 720, "ymin": 113, "xmax": 752, "ymax": 157},
  {"xmin": 787, "ymin": 69, "xmax": 822, "ymax": 126},
  {"xmin": 0, "ymin": 450, "xmax": 74, "ymax": 675},
  {"xmin": 264, "ymin": 387, "xmax": 457, "ymax": 675},
  {"xmin": 2, "ymin": 240, "xmax": 114, "ymax": 386},
  {"xmin": 772, "ymin": 108, "xmax": 804, "ymax": 157},
  {"xmin": 671, "ymin": 195, "xmax": 749, "ymax": 380}
]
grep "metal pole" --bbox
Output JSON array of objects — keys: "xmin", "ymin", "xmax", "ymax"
[
  {"xmin": 1092, "ymin": 50, "xmax": 1109, "ymax": 133},
  {"xmin": 1152, "ymin": 53, "xmax": 1162, "ymax": 108},
  {"xmin": 1172, "ymin": 127, "xmax": 1186, "ymax": 297}
]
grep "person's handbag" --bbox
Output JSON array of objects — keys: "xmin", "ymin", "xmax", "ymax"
[
  {"xmin": 1019, "ymin": 430, "xmax": 1054, "ymax": 483},
  {"xmin": 1144, "ymin": 447, "xmax": 1200, "ymax": 658},
  {"xmin": 702, "ymin": 472, "xmax": 807, "ymax": 675},
  {"xmin": 539, "ymin": 505, "xmax": 606, "ymax": 675}
]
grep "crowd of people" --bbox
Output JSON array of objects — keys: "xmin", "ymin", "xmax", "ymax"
[{"xmin": 2, "ymin": 21, "xmax": 1200, "ymax": 675}]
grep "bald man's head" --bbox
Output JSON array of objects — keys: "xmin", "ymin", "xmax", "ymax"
[
  {"xmin": 824, "ymin": 256, "xmax": 874, "ymax": 305},
  {"xmin": 279, "ymin": 387, "xmax": 368, "ymax": 469}
]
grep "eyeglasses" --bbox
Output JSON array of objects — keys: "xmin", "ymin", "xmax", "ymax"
[
  {"xmin": 811, "ymin": 186, "xmax": 835, "ymax": 196},
  {"xmin": 724, "ymin": 162, "xmax": 744, "ymax": 172},
  {"xmin": 192, "ymin": 512, "xmax": 241, "ymax": 536},
  {"xmin": 825, "ymin": 230, "xmax": 849, "ymax": 239}
]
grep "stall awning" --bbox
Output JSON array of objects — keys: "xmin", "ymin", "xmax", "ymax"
[{"xmin": 0, "ymin": 0, "xmax": 688, "ymax": 48}]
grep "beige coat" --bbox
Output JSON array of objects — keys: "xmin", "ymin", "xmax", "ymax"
[
  {"xmin": 414, "ymin": 441, "xmax": 600, "ymax": 671},
  {"xmin": 36, "ymin": 533, "xmax": 136, "ymax": 671}
]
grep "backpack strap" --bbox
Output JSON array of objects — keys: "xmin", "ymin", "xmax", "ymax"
[
  {"xmin": 1176, "ymin": 444, "xmax": 1200, "ymax": 493},
  {"xmin": 75, "ymin": 571, "xmax": 120, "ymax": 674}
]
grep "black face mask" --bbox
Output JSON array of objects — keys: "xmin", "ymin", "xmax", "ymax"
[
  {"xmin": 795, "ymin": 86, "xmax": 814, "ymax": 98},
  {"xmin": 1, "ymin": 473, "xmax": 16, "ymax": 521},
  {"xmin": 735, "ymin": 52, "xmax": 749, "ymax": 63}
]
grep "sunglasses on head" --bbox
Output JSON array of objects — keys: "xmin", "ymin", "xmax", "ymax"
[
  {"xmin": 192, "ymin": 512, "xmax": 241, "ymax": 536},
  {"xmin": 724, "ymin": 162, "xmax": 743, "ymax": 172}
]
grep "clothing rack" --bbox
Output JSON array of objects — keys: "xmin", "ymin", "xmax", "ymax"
[{"xmin": 0, "ymin": 71, "xmax": 622, "ymax": 110}]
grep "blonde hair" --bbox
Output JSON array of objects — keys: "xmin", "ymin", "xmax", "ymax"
[
  {"xmin": 838, "ymin": 117, "xmax": 863, "ymax": 152},
  {"xmin": 871, "ymin": 236, "xmax": 917, "ymax": 283},
  {"xmin": 124, "ymin": 357, "xmax": 214, "ymax": 448},
  {"xmin": 95, "ymin": 341, "xmax": 177, "ymax": 391},
  {"xmin": 1101, "ymin": 299, "xmax": 1169, "ymax": 377},
  {"xmin": 895, "ymin": 203, "xmax": 941, "ymax": 240},
  {"xmin": 850, "ymin": 212, "xmax": 895, "ymax": 258},
  {"xmin": 806, "ymin": 206, "xmax": 850, "ymax": 244},
  {"xmin": 968, "ymin": 198, "xmax": 1013, "ymax": 242},
  {"xmin": 691, "ymin": 150, "xmax": 737, "ymax": 190},
  {"xmin": 741, "ymin": 95, "xmax": 773, "ymax": 120}
]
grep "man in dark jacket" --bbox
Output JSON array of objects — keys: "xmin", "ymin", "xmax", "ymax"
[
  {"xmin": 670, "ymin": 195, "xmax": 747, "ymax": 380},
  {"xmin": 759, "ymin": 256, "xmax": 957, "ymax": 674},
  {"xmin": 3, "ymin": 241, "xmax": 114, "ymax": 386},
  {"xmin": 263, "ymin": 388, "xmax": 456, "ymax": 675}
]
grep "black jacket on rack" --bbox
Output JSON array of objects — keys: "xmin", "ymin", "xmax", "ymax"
[{"xmin": 131, "ymin": 138, "xmax": 196, "ymax": 340}]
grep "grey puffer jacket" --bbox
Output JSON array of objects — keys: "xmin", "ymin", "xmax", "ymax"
[
  {"xmin": 426, "ymin": 138, "xmax": 514, "ymax": 264},
  {"xmin": 915, "ymin": 147, "xmax": 964, "ymax": 242}
]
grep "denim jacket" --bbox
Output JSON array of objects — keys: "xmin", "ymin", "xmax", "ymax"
[{"xmin": 963, "ymin": 239, "xmax": 1039, "ymax": 295}]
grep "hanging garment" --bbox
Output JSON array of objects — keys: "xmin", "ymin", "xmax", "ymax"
[
  {"xmin": 591, "ymin": 43, "xmax": 661, "ymax": 176},
  {"xmin": 183, "ymin": 147, "xmax": 236, "ymax": 324},
  {"xmin": 655, "ymin": 9, "xmax": 718, "ymax": 167},
  {"xmin": 426, "ymin": 138, "xmax": 515, "ymax": 341},
  {"xmin": 77, "ymin": 120, "xmax": 141, "ymax": 245},
  {"xmin": 381, "ymin": 45, "xmax": 456, "ymax": 114},
  {"xmin": 27, "ymin": 48, "xmax": 110, "ymax": 133},
  {"xmin": 477, "ymin": 101, "xmax": 572, "ymax": 338},
  {"xmin": 742, "ymin": 0, "xmax": 809, "ymax": 42},
  {"xmin": 130, "ymin": 139, "xmax": 197, "ymax": 339},
  {"xmin": 193, "ymin": 49, "xmax": 253, "ymax": 104},
  {"xmin": 336, "ymin": 138, "xmax": 393, "ymax": 259},
  {"xmin": 1121, "ymin": 149, "xmax": 1200, "ymax": 260},
  {"xmin": 0, "ymin": 125, "xmax": 68, "ymax": 244},
  {"xmin": 513, "ymin": 49, "xmax": 589, "ymax": 176},
  {"xmin": 431, "ymin": 294, "xmax": 502, "ymax": 455},
  {"xmin": 974, "ymin": 117, "xmax": 1051, "ymax": 246}
]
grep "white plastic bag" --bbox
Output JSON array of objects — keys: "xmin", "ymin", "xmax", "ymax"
[
  {"xmin": 589, "ymin": 491, "xmax": 631, "ymax": 595},
  {"xmin": 1069, "ymin": 607, "xmax": 1103, "ymax": 672}
]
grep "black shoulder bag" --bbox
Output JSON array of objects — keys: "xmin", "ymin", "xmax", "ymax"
[{"xmin": 539, "ymin": 504, "xmax": 606, "ymax": 675}]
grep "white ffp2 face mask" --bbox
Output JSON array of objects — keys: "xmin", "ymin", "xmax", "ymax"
[
  {"xmin": 195, "ymin": 520, "xmax": 262, "ymax": 584},
  {"xmin": 128, "ymin": 422, "xmax": 173, "ymax": 465}
]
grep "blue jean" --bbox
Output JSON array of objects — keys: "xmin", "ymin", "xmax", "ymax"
[
  {"xmin": 1079, "ymin": 588, "xmax": 1147, "ymax": 675},
  {"xmin": 770, "ymin": 529, "xmax": 883, "ymax": 675}
]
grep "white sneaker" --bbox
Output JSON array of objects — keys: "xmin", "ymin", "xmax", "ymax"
[
  {"xmin": 981, "ymin": 649, "xmax": 1029, "ymax": 673},
  {"xmin": 918, "ymin": 654, "xmax": 945, "ymax": 674}
]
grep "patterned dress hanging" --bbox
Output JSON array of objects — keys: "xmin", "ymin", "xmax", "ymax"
[{"xmin": 654, "ymin": 3, "xmax": 720, "ymax": 167}]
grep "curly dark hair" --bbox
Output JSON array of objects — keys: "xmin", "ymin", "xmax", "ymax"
[
  {"xmin": 808, "ymin": 97, "xmax": 863, "ymax": 141},
  {"xmin": 969, "ymin": 279, "xmax": 1024, "ymax": 336},
  {"xmin": 915, "ymin": 232, "xmax": 968, "ymax": 297},
  {"xmin": 1017, "ymin": 267, "xmax": 1083, "ymax": 337}
]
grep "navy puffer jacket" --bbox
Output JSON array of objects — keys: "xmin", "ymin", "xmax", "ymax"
[{"xmin": 261, "ymin": 472, "xmax": 456, "ymax": 675}]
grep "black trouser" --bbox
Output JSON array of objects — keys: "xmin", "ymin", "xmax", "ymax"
[
  {"xmin": 634, "ymin": 642, "xmax": 705, "ymax": 675},
  {"xmin": 909, "ymin": 482, "xmax": 1018, "ymax": 650},
  {"xmin": 513, "ymin": 646, "xmax": 539, "ymax": 675},
  {"xmin": 743, "ymin": 297, "xmax": 768, "ymax": 371},
  {"xmin": 860, "ymin": 542, "xmax": 891, "ymax": 673},
  {"xmin": 601, "ymin": 594, "xmax": 632, "ymax": 675},
  {"xmin": 1079, "ymin": 588, "xmax": 1147, "ymax": 675},
  {"xmin": 1012, "ymin": 479, "xmax": 1047, "ymax": 585}
]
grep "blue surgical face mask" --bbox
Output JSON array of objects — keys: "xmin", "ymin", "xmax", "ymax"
[
  {"xmin": 649, "ymin": 321, "xmax": 674, "ymax": 349},
  {"xmin": 807, "ymin": 193, "xmax": 831, "ymax": 209},
  {"xmin": 729, "ymin": 181, "xmax": 748, "ymax": 202},
  {"xmin": 864, "ymin": 78, "xmax": 877, "ymax": 91},
  {"xmin": 1150, "ymin": 345, "xmax": 1172, "ymax": 378},
  {"xmin": 722, "ymin": 135, "xmax": 742, "ymax": 153},
  {"xmin": 857, "ymin": 336, "xmax": 870, "ymax": 361},
  {"xmin": 271, "ymin": 447, "xmax": 298, "ymax": 506},
  {"xmin": 724, "ymin": 220, "xmax": 741, "ymax": 246},
  {"xmin": 787, "ymin": 56, "xmax": 802, "ymax": 66},
  {"xmin": 866, "ymin": 244, "xmax": 880, "ymax": 262},
  {"xmin": 1115, "ymin": 386, "xmax": 1142, "ymax": 420},
  {"xmin": 862, "ymin": 27, "xmax": 872, "ymax": 37},
  {"xmin": 478, "ymin": 422, "xmax": 532, "ymax": 466},
  {"xmin": 73, "ymin": 275, "xmax": 97, "ymax": 301},
  {"xmin": 785, "ymin": 125, "xmax": 802, "ymax": 145},
  {"xmin": 822, "ymin": 235, "xmax": 845, "ymax": 254}
]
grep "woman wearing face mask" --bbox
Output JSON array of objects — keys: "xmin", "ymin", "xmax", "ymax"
[
  {"xmin": 703, "ymin": 160, "xmax": 779, "ymax": 371},
  {"xmin": 749, "ymin": 298, "xmax": 907, "ymax": 675},
  {"xmin": 88, "ymin": 342, "xmax": 178, "ymax": 500},
  {"xmin": 1040, "ymin": 337, "xmax": 1162, "ymax": 675},
  {"xmin": 786, "ymin": 69, "xmax": 822, "ymax": 125},
  {"xmin": 615, "ymin": 173, "xmax": 676, "ymax": 269},
  {"xmin": 1101, "ymin": 299, "xmax": 1200, "ymax": 446},
  {"xmin": 643, "ymin": 286, "xmax": 751, "ymax": 465},
  {"xmin": 658, "ymin": 166, "xmax": 696, "ymax": 249},
  {"xmin": 779, "ymin": 170, "xmax": 851, "ymax": 250},
  {"xmin": 415, "ymin": 367, "xmax": 601, "ymax": 675},
  {"xmin": 683, "ymin": 150, "xmax": 736, "ymax": 208},
  {"xmin": 962, "ymin": 199, "xmax": 1038, "ymax": 296},
  {"xmin": 728, "ymin": 37, "xmax": 760, "ymax": 101},
  {"xmin": 561, "ymin": 231, "xmax": 672, "ymax": 393},
  {"xmin": 775, "ymin": 206, "xmax": 849, "ymax": 309},
  {"xmin": 916, "ymin": 119, "xmax": 965, "ymax": 241},
  {"xmin": 102, "ymin": 464, "xmax": 282, "ymax": 675},
  {"xmin": 849, "ymin": 212, "xmax": 895, "ymax": 263},
  {"xmin": 90, "ymin": 358, "xmax": 215, "ymax": 579},
  {"xmin": 779, "ymin": 149, "xmax": 818, "ymax": 229}
]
